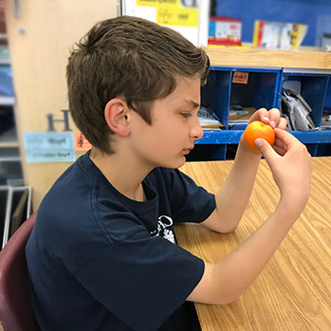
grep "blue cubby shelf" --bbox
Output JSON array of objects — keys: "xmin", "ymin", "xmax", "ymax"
[
  {"xmin": 196, "ymin": 129, "xmax": 331, "ymax": 145},
  {"xmin": 196, "ymin": 130, "xmax": 243, "ymax": 144},
  {"xmin": 191, "ymin": 66, "xmax": 331, "ymax": 161},
  {"xmin": 193, "ymin": 129, "xmax": 331, "ymax": 160},
  {"xmin": 291, "ymin": 130, "xmax": 331, "ymax": 144}
]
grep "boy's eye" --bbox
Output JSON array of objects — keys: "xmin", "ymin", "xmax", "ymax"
[{"xmin": 180, "ymin": 112, "xmax": 192, "ymax": 118}]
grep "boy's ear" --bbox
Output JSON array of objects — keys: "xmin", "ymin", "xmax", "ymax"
[{"xmin": 104, "ymin": 98, "xmax": 131, "ymax": 137}]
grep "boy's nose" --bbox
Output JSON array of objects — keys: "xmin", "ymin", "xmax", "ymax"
[{"xmin": 190, "ymin": 118, "xmax": 204, "ymax": 140}]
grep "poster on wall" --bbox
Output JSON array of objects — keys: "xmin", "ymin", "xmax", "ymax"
[
  {"xmin": 121, "ymin": 0, "xmax": 210, "ymax": 47},
  {"xmin": 23, "ymin": 132, "xmax": 76, "ymax": 163}
]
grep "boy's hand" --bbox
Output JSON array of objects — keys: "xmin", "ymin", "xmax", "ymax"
[
  {"xmin": 247, "ymin": 108, "xmax": 287, "ymax": 130},
  {"xmin": 239, "ymin": 108, "xmax": 287, "ymax": 154},
  {"xmin": 255, "ymin": 128, "xmax": 311, "ymax": 213}
]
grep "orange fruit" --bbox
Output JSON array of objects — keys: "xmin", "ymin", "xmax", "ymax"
[{"xmin": 243, "ymin": 121, "xmax": 275, "ymax": 151}]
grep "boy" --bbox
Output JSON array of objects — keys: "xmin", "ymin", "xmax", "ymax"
[{"xmin": 26, "ymin": 16, "xmax": 311, "ymax": 331}]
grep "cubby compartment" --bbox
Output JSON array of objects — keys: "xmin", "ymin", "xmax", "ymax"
[
  {"xmin": 0, "ymin": 147, "xmax": 20, "ymax": 160},
  {"xmin": 225, "ymin": 144, "xmax": 239, "ymax": 160},
  {"xmin": 322, "ymin": 78, "xmax": 331, "ymax": 129},
  {"xmin": 316, "ymin": 143, "xmax": 331, "ymax": 157},
  {"xmin": 201, "ymin": 69, "xmax": 232, "ymax": 129},
  {"xmin": 306, "ymin": 144, "xmax": 318, "ymax": 157},
  {"xmin": 325, "ymin": 78, "xmax": 331, "ymax": 109},
  {"xmin": 0, "ymin": 186, "xmax": 32, "ymax": 249},
  {"xmin": 7, "ymin": 187, "xmax": 32, "ymax": 240},
  {"xmin": 280, "ymin": 70, "xmax": 330, "ymax": 128},
  {"xmin": 0, "ymin": 147, "xmax": 21, "ymax": 185},
  {"xmin": 186, "ymin": 144, "xmax": 226, "ymax": 162},
  {"xmin": 0, "ymin": 105, "xmax": 15, "ymax": 137},
  {"xmin": 0, "ymin": 158, "xmax": 23, "ymax": 185},
  {"xmin": 230, "ymin": 69, "xmax": 280, "ymax": 111},
  {"xmin": 0, "ymin": 187, "xmax": 9, "ymax": 248}
]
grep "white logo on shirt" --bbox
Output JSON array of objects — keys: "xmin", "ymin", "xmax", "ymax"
[{"xmin": 150, "ymin": 215, "xmax": 175, "ymax": 244}]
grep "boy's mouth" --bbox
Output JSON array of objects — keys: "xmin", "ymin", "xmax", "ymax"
[{"xmin": 182, "ymin": 146, "xmax": 194, "ymax": 155}]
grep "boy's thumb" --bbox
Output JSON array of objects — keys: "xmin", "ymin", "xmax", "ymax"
[{"xmin": 254, "ymin": 138, "xmax": 274, "ymax": 159}]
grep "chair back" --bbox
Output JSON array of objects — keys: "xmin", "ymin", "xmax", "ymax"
[{"xmin": 0, "ymin": 211, "xmax": 38, "ymax": 331}]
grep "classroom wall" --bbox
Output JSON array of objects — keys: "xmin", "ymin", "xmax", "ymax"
[{"xmin": 215, "ymin": 0, "xmax": 331, "ymax": 46}]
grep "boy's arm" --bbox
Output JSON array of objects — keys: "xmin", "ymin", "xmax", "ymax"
[
  {"xmin": 187, "ymin": 129, "xmax": 311, "ymax": 305},
  {"xmin": 201, "ymin": 141, "xmax": 261, "ymax": 233},
  {"xmin": 202, "ymin": 108, "xmax": 287, "ymax": 233}
]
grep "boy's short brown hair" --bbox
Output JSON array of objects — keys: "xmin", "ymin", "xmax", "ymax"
[{"xmin": 67, "ymin": 15, "xmax": 210, "ymax": 154}]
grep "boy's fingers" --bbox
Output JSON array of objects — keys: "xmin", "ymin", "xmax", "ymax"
[
  {"xmin": 277, "ymin": 117, "xmax": 287, "ymax": 130},
  {"xmin": 257, "ymin": 108, "xmax": 269, "ymax": 123},
  {"xmin": 273, "ymin": 138, "xmax": 287, "ymax": 151},
  {"xmin": 270, "ymin": 116, "xmax": 287, "ymax": 130},
  {"xmin": 267, "ymin": 108, "xmax": 280, "ymax": 128},
  {"xmin": 248, "ymin": 108, "xmax": 269, "ymax": 124},
  {"xmin": 273, "ymin": 144, "xmax": 286, "ymax": 156},
  {"xmin": 274, "ymin": 128, "xmax": 298, "ymax": 148}
]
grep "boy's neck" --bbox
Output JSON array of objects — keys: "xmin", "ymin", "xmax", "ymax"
[{"xmin": 89, "ymin": 147, "xmax": 150, "ymax": 202}]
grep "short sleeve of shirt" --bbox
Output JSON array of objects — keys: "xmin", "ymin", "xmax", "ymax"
[
  {"xmin": 161, "ymin": 168, "xmax": 216, "ymax": 223},
  {"xmin": 74, "ymin": 228, "xmax": 204, "ymax": 331}
]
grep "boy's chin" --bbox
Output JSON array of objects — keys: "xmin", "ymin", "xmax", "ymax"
[{"xmin": 161, "ymin": 156, "xmax": 187, "ymax": 169}]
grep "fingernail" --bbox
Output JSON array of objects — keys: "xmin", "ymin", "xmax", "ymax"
[
  {"xmin": 263, "ymin": 116, "xmax": 269, "ymax": 122},
  {"xmin": 254, "ymin": 139, "xmax": 263, "ymax": 148},
  {"xmin": 270, "ymin": 120, "xmax": 276, "ymax": 128}
]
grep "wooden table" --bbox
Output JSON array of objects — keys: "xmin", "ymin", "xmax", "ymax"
[
  {"xmin": 176, "ymin": 157, "xmax": 331, "ymax": 331},
  {"xmin": 0, "ymin": 158, "xmax": 329, "ymax": 331}
]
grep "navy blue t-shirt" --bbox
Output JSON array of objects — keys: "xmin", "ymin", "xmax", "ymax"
[{"xmin": 26, "ymin": 152, "xmax": 216, "ymax": 331}]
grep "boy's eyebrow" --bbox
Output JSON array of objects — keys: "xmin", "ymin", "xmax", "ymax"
[{"xmin": 182, "ymin": 99, "xmax": 200, "ymax": 109}]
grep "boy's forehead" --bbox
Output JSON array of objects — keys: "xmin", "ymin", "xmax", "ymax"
[
  {"xmin": 151, "ymin": 76, "xmax": 201, "ymax": 109},
  {"xmin": 170, "ymin": 78, "xmax": 201, "ymax": 102},
  {"xmin": 167, "ymin": 94, "xmax": 200, "ymax": 109}
]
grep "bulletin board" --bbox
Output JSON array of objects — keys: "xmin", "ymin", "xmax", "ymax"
[{"xmin": 121, "ymin": 0, "xmax": 210, "ymax": 47}]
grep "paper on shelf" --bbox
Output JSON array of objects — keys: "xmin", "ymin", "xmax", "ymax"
[{"xmin": 198, "ymin": 106, "xmax": 223, "ymax": 127}]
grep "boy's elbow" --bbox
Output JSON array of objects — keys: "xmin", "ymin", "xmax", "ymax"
[
  {"xmin": 216, "ymin": 223, "xmax": 238, "ymax": 234},
  {"xmin": 224, "ymin": 224, "xmax": 238, "ymax": 233},
  {"xmin": 202, "ymin": 209, "xmax": 240, "ymax": 234},
  {"xmin": 201, "ymin": 291, "xmax": 242, "ymax": 305},
  {"xmin": 190, "ymin": 262, "xmax": 245, "ymax": 306},
  {"xmin": 216, "ymin": 213, "xmax": 241, "ymax": 234},
  {"xmin": 216, "ymin": 293, "xmax": 242, "ymax": 305}
]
